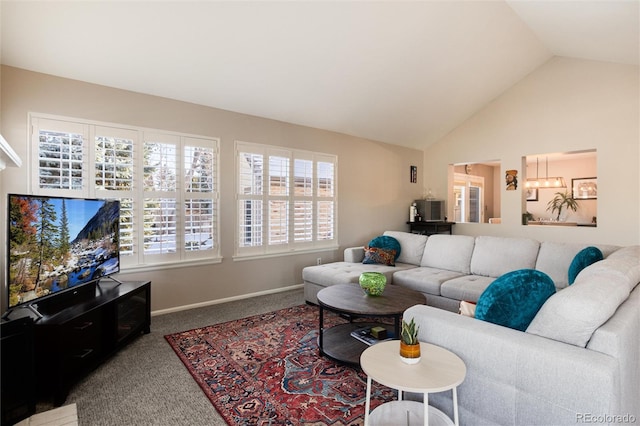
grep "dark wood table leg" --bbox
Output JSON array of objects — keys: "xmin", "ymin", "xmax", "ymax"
[
  {"xmin": 394, "ymin": 314, "xmax": 401, "ymax": 339},
  {"xmin": 318, "ymin": 305, "xmax": 325, "ymax": 356}
]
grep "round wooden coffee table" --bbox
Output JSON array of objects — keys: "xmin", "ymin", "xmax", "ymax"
[{"xmin": 317, "ymin": 283, "xmax": 426, "ymax": 364}]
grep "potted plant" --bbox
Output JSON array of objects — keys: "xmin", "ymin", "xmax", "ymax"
[
  {"xmin": 546, "ymin": 191, "xmax": 579, "ymax": 221},
  {"xmin": 522, "ymin": 211, "xmax": 534, "ymax": 225},
  {"xmin": 399, "ymin": 317, "xmax": 420, "ymax": 364}
]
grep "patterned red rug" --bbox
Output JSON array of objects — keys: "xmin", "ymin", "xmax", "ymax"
[{"xmin": 165, "ymin": 304, "xmax": 395, "ymax": 425}]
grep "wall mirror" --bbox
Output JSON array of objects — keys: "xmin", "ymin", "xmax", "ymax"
[
  {"xmin": 523, "ymin": 150, "xmax": 597, "ymax": 227},
  {"xmin": 448, "ymin": 160, "xmax": 501, "ymax": 224}
]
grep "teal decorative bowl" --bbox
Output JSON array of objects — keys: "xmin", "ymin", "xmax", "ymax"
[{"xmin": 359, "ymin": 272, "xmax": 387, "ymax": 296}]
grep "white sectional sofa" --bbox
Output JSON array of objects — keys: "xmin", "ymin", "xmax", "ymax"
[
  {"xmin": 303, "ymin": 231, "xmax": 619, "ymax": 310},
  {"xmin": 302, "ymin": 231, "xmax": 640, "ymax": 425}
]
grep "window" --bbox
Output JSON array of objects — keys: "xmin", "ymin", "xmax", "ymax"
[
  {"xmin": 30, "ymin": 114, "xmax": 220, "ymax": 269},
  {"xmin": 235, "ymin": 141, "xmax": 337, "ymax": 257}
]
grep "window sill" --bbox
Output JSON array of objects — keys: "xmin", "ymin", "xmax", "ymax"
[
  {"xmin": 233, "ymin": 246, "xmax": 340, "ymax": 262},
  {"xmin": 119, "ymin": 257, "xmax": 223, "ymax": 274}
]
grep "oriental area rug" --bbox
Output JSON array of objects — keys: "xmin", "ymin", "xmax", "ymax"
[{"xmin": 165, "ymin": 304, "xmax": 395, "ymax": 425}]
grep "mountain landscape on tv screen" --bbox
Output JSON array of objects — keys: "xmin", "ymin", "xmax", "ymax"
[{"xmin": 8, "ymin": 196, "xmax": 120, "ymax": 308}]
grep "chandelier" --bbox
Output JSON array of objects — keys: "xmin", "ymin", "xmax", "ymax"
[{"xmin": 525, "ymin": 157, "xmax": 566, "ymax": 189}]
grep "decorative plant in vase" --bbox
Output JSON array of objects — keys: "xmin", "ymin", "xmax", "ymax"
[
  {"xmin": 399, "ymin": 317, "xmax": 421, "ymax": 364},
  {"xmin": 546, "ymin": 191, "xmax": 579, "ymax": 221}
]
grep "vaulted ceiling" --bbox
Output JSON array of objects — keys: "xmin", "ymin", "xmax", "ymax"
[{"xmin": 1, "ymin": 1, "xmax": 638, "ymax": 150}]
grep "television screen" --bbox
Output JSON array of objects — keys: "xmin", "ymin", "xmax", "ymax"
[{"xmin": 7, "ymin": 194, "xmax": 120, "ymax": 309}]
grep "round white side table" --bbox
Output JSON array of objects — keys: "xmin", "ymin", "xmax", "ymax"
[{"xmin": 360, "ymin": 341, "xmax": 466, "ymax": 426}]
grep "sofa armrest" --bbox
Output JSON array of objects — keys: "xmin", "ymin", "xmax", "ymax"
[
  {"xmin": 403, "ymin": 304, "xmax": 619, "ymax": 425},
  {"xmin": 344, "ymin": 246, "xmax": 365, "ymax": 263}
]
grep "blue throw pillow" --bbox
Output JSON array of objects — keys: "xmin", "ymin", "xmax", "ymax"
[
  {"xmin": 475, "ymin": 269, "xmax": 556, "ymax": 331},
  {"xmin": 568, "ymin": 246, "xmax": 603, "ymax": 285},
  {"xmin": 368, "ymin": 236, "xmax": 401, "ymax": 261}
]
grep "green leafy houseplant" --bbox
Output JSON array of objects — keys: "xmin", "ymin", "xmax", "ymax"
[
  {"xmin": 401, "ymin": 318, "xmax": 419, "ymax": 345},
  {"xmin": 546, "ymin": 191, "xmax": 579, "ymax": 221},
  {"xmin": 399, "ymin": 317, "xmax": 421, "ymax": 363}
]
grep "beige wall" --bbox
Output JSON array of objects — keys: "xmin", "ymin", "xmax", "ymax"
[
  {"xmin": 423, "ymin": 57, "xmax": 639, "ymax": 246},
  {"xmin": 0, "ymin": 66, "xmax": 424, "ymax": 313}
]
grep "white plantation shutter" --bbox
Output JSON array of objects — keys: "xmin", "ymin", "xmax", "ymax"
[
  {"xmin": 94, "ymin": 131, "xmax": 134, "ymax": 191},
  {"xmin": 118, "ymin": 198, "xmax": 135, "ymax": 257},
  {"xmin": 32, "ymin": 118, "xmax": 88, "ymax": 196},
  {"xmin": 143, "ymin": 135, "xmax": 179, "ymax": 261},
  {"xmin": 93, "ymin": 126, "xmax": 137, "ymax": 261},
  {"xmin": 183, "ymin": 139, "xmax": 218, "ymax": 257},
  {"xmin": 238, "ymin": 150, "xmax": 264, "ymax": 250},
  {"xmin": 294, "ymin": 201, "xmax": 313, "ymax": 242},
  {"xmin": 268, "ymin": 153, "xmax": 290, "ymax": 247},
  {"xmin": 317, "ymin": 160, "xmax": 335, "ymax": 241},
  {"xmin": 293, "ymin": 159, "xmax": 313, "ymax": 242},
  {"xmin": 30, "ymin": 114, "xmax": 220, "ymax": 269},
  {"xmin": 235, "ymin": 141, "xmax": 337, "ymax": 257}
]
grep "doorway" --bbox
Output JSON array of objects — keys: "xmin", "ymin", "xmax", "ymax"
[{"xmin": 453, "ymin": 173, "xmax": 484, "ymax": 223}]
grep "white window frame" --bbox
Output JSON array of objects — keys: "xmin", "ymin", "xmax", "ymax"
[
  {"xmin": 29, "ymin": 113, "xmax": 221, "ymax": 271},
  {"xmin": 235, "ymin": 141, "xmax": 338, "ymax": 259}
]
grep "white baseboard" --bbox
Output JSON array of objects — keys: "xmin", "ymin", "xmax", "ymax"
[{"xmin": 151, "ymin": 283, "xmax": 304, "ymax": 317}]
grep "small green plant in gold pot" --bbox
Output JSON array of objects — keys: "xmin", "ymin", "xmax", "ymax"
[{"xmin": 399, "ymin": 317, "xmax": 420, "ymax": 364}]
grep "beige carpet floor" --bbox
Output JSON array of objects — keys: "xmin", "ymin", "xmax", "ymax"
[{"xmin": 33, "ymin": 288, "xmax": 305, "ymax": 425}]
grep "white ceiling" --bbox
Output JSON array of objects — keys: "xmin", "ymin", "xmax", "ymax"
[{"xmin": 1, "ymin": 1, "xmax": 638, "ymax": 150}]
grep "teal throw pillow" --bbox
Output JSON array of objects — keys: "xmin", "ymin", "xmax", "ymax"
[
  {"xmin": 368, "ymin": 236, "xmax": 401, "ymax": 261},
  {"xmin": 475, "ymin": 269, "xmax": 556, "ymax": 331},
  {"xmin": 568, "ymin": 246, "xmax": 603, "ymax": 285}
]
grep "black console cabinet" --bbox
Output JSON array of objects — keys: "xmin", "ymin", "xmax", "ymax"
[
  {"xmin": 1, "ymin": 317, "xmax": 36, "ymax": 426},
  {"xmin": 407, "ymin": 221, "xmax": 455, "ymax": 235},
  {"xmin": 33, "ymin": 280, "xmax": 151, "ymax": 406}
]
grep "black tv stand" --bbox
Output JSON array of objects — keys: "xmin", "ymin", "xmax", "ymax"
[
  {"xmin": 97, "ymin": 274, "xmax": 124, "ymax": 288},
  {"xmin": 33, "ymin": 280, "xmax": 151, "ymax": 406},
  {"xmin": 1, "ymin": 304, "xmax": 44, "ymax": 322}
]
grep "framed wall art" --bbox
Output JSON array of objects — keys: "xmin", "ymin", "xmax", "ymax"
[
  {"xmin": 525, "ymin": 188, "xmax": 538, "ymax": 201},
  {"xmin": 505, "ymin": 169, "xmax": 518, "ymax": 190},
  {"xmin": 572, "ymin": 177, "xmax": 597, "ymax": 200}
]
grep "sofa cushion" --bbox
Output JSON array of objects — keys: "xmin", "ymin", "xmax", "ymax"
[
  {"xmin": 526, "ymin": 255, "xmax": 637, "ymax": 347},
  {"xmin": 392, "ymin": 267, "xmax": 465, "ymax": 296},
  {"xmin": 475, "ymin": 269, "xmax": 555, "ymax": 331},
  {"xmin": 470, "ymin": 236, "xmax": 540, "ymax": 278},
  {"xmin": 383, "ymin": 231, "xmax": 428, "ymax": 266},
  {"xmin": 368, "ymin": 235, "xmax": 401, "ymax": 261},
  {"xmin": 577, "ymin": 249, "xmax": 640, "ymax": 293},
  {"xmin": 302, "ymin": 261, "xmax": 417, "ymax": 287},
  {"xmin": 568, "ymin": 246, "xmax": 603, "ymax": 285},
  {"xmin": 420, "ymin": 234, "xmax": 475, "ymax": 274},
  {"xmin": 363, "ymin": 246, "xmax": 396, "ymax": 266},
  {"xmin": 440, "ymin": 275, "xmax": 496, "ymax": 303},
  {"xmin": 535, "ymin": 242, "xmax": 618, "ymax": 290},
  {"xmin": 607, "ymin": 245, "xmax": 640, "ymax": 262}
]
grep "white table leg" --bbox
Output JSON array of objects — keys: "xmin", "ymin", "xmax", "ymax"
[
  {"xmin": 364, "ymin": 376, "xmax": 372, "ymax": 426},
  {"xmin": 424, "ymin": 393, "xmax": 429, "ymax": 426},
  {"xmin": 453, "ymin": 387, "xmax": 459, "ymax": 426}
]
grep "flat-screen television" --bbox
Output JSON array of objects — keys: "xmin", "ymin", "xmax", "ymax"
[{"xmin": 6, "ymin": 194, "xmax": 120, "ymax": 312}]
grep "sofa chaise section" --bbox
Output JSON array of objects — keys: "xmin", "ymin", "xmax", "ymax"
[{"xmin": 303, "ymin": 231, "xmax": 427, "ymax": 304}]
